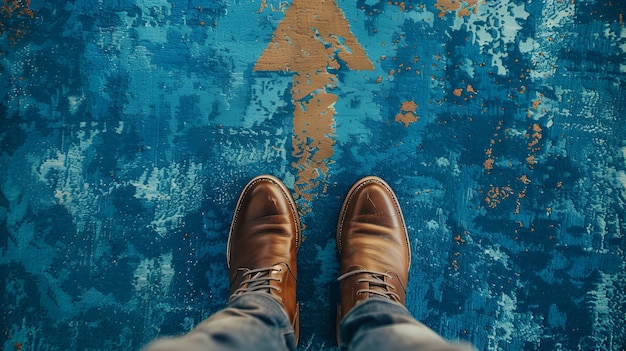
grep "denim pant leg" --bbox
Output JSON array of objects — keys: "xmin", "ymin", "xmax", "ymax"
[
  {"xmin": 340, "ymin": 298, "xmax": 475, "ymax": 351},
  {"xmin": 143, "ymin": 293, "xmax": 296, "ymax": 351}
]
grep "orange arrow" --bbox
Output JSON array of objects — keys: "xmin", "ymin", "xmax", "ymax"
[{"xmin": 255, "ymin": 0, "xmax": 373, "ymax": 210}]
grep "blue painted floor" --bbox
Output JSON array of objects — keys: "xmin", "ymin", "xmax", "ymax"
[{"xmin": 1, "ymin": 0, "xmax": 625, "ymax": 350}]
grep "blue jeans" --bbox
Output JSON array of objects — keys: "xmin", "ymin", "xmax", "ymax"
[{"xmin": 144, "ymin": 294, "xmax": 473, "ymax": 351}]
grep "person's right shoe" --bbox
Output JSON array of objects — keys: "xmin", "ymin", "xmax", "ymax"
[
  {"xmin": 336, "ymin": 176, "xmax": 411, "ymax": 341},
  {"xmin": 228, "ymin": 175, "xmax": 301, "ymax": 343}
]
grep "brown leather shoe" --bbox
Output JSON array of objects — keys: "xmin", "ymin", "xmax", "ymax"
[
  {"xmin": 336, "ymin": 176, "xmax": 411, "ymax": 340},
  {"xmin": 227, "ymin": 175, "xmax": 301, "ymax": 343}
]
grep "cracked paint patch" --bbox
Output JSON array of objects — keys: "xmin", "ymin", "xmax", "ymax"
[
  {"xmin": 395, "ymin": 100, "xmax": 419, "ymax": 127},
  {"xmin": 435, "ymin": 0, "xmax": 481, "ymax": 18},
  {"xmin": 0, "ymin": 0, "xmax": 34, "ymax": 50}
]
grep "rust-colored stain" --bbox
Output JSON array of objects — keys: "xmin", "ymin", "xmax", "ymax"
[
  {"xmin": 525, "ymin": 123, "xmax": 542, "ymax": 171},
  {"xmin": 454, "ymin": 233, "xmax": 466, "ymax": 245},
  {"xmin": 479, "ymin": 79, "xmax": 551, "ymax": 215},
  {"xmin": 258, "ymin": 0, "xmax": 268, "ymax": 13},
  {"xmin": 451, "ymin": 85, "xmax": 477, "ymax": 102},
  {"xmin": 484, "ymin": 120, "xmax": 545, "ymax": 212},
  {"xmin": 483, "ymin": 157, "xmax": 494, "ymax": 171},
  {"xmin": 434, "ymin": 0, "xmax": 481, "ymax": 18},
  {"xmin": 255, "ymin": 0, "xmax": 373, "ymax": 209},
  {"xmin": 532, "ymin": 94, "xmax": 543, "ymax": 110},
  {"xmin": 395, "ymin": 100, "xmax": 419, "ymax": 127},
  {"xmin": 258, "ymin": 0, "xmax": 288, "ymax": 14},
  {"xmin": 527, "ymin": 123, "xmax": 542, "ymax": 152},
  {"xmin": 485, "ymin": 186, "xmax": 514, "ymax": 208},
  {"xmin": 0, "ymin": 0, "xmax": 34, "ymax": 50},
  {"xmin": 483, "ymin": 138, "xmax": 495, "ymax": 172},
  {"xmin": 388, "ymin": 1, "xmax": 408, "ymax": 12},
  {"xmin": 519, "ymin": 174, "xmax": 531, "ymax": 185}
]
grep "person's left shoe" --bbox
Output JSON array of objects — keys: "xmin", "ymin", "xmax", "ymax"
[{"xmin": 227, "ymin": 175, "xmax": 301, "ymax": 343}]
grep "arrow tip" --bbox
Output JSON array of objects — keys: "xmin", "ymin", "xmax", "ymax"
[{"xmin": 254, "ymin": 0, "xmax": 374, "ymax": 72}]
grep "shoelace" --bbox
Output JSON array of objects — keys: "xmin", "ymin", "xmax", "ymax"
[
  {"xmin": 230, "ymin": 266, "xmax": 283, "ymax": 303},
  {"xmin": 337, "ymin": 269, "xmax": 401, "ymax": 301}
]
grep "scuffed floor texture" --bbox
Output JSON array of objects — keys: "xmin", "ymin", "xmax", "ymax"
[{"xmin": 1, "ymin": 0, "xmax": 625, "ymax": 350}]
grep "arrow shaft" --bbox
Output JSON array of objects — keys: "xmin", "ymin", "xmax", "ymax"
[
  {"xmin": 254, "ymin": 0, "xmax": 374, "ymax": 210},
  {"xmin": 291, "ymin": 84, "xmax": 338, "ymax": 203}
]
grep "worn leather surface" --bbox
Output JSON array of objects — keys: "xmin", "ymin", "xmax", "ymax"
[
  {"xmin": 228, "ymin": 176, "xmax": 301, "ymax": 340},
  {"xmin": 337, "ymin": 177, "xmax": 410, "ymax": 320}
]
